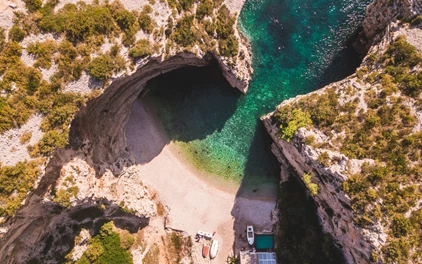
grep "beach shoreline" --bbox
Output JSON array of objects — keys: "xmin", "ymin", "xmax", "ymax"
[{"xmin": 125, "ymin": 97, "xmax": 278, "ymax": 262}]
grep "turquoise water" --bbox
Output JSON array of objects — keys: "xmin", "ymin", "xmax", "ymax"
[{"xmin": 145, "ymin": 0, "xmax": 371, "ymax": 185}]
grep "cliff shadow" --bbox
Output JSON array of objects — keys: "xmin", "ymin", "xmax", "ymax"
[
  {"xmin": 230, "ymin": 124, "xmax": 346, "ymax": 262},
  {"xmin": 318, "ymin": 29, "xmax": 364, "ymax": 88},
  {"xmin": 125, "ymin": 60, "xmax": 241, "ymax": 164},
  {"xmin": 230, "ymin": 120, "xmax": 280, "ymax": 253}
]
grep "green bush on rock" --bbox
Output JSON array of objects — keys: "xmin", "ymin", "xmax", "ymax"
[
  {"xmin": 129, "ymin": 39, "xmax": 152, "ymax": 59},
  {"xmin": 276, "ymin": 108, "xmax": 312, "ymax": 142},
  {"xmin": 77, "ymin": 222, "xmax": 134, "ymax": 264},
  {"xmin": 87, "ymin": 54, "xmax": 115, "ymax": 82},
  {"xmin": 8, "ymin": 26, "xmax": 25, "ymax": 42}
]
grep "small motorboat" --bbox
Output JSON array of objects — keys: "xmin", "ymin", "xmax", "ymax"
[
  {"xmin": 247, "ymin": 225, "xmax": 254, "ymax": 245},
  {"xmin": 202, "ymin": 244, "xmax": 210, "ymax": 258},
  {"xmin": 209, "ymin": 240, "xmax": 219, "ymax": 259}
]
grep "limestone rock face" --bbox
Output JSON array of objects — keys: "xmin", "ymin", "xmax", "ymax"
[
  {"xmin": 70, "ymin": 53, "xmax": 222, "ymax": 175},
  {"xmin": 264, "ymin": 2, "xmax": 422, "ymax": 263},
  {"xmin": 261, "ymin": 78, "xmax": 384, "ymax": 264},
  {"xmin": 362, "ymin": 0, "xmax": 422, "ymax": 38}
]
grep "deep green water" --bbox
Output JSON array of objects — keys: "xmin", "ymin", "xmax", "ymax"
[{"xmin": 145, "ymin": 0, "xmax": 371, "ymax": 185}]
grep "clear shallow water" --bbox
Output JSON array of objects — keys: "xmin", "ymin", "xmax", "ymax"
[{"xmin": 145, "ymin": 0, "xmax": 371, "ymax": 185}]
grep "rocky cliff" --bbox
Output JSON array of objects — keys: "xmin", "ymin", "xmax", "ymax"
[
  {"xmin": 263, "ymin": 1, "xmax": 422, "ymax": 263},
  {"xmin": 0, "ymin": 0, "xmax": 253, "ymax": 261}
]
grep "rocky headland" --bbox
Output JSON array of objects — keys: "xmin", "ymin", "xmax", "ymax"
[{"xmin": 263, "ymin": 0, "xmax": 422, "ymax": 263}]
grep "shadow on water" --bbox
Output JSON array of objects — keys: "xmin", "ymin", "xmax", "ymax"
[
  {"xmin": 318, "ymin": 32, "xmax": 363, "ymax": 88},
  {"xmin": 129, "ymin": 59, "xmax": 241, "ymax": 164}
]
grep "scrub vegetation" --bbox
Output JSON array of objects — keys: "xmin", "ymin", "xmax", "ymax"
[
  {"xmin": 274, "ymin": 36, "xmax": 422, "ymax": 262},
  {"xmin": 0, "ymin": 0, "xmax": 242, "ymax": 218},
  {"xmin": 0, "ymin": 159, "xmax": 44, "ymax": 217},
  {"xmin": 73, "ymin": 222, "xmax": 134, "ymax": 264}
]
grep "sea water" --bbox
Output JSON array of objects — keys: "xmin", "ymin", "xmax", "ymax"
[{"xmin": 145, "ymin": 0, "xmax": 372, "ymax": 186}]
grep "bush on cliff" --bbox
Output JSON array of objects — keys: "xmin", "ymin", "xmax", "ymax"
[
  {"xmin": 129, "ymin": 39, "xmax": 152, "ymax": 59},
  {"xmin": 0, "ymin": 159, "xmax": 43, "ymax": 217},
  {"xmin": 171, "ymin": 16, "xmax": 196, "ymax": 47},
  {"xmin": 39, "ymin": 4, "xmax": 115, "ymax": 42},
  {"xmin": 196, "ymin": 0, "xmax": 213, "ymax": 20},
  {"xmin": 27, "ymin": 40, "xmax": 57, "ymax": 69},
  {"xmin": 87, "ymin": 54, "xmax": 115, "ymax": 82},
  {"xmin": 275, "ymin": 108, "xmax": 312, "ymax": 142},
  {"xmin": 24, "ymin": 0, "xmax": 43, "ymax": 12},
  {"xmin": 76, "ymin": 222, "xmax": 133, "ymax": 264},
  {"xmin": 8, "ymin": 26, "xmax": 25, "ymax": 42}
]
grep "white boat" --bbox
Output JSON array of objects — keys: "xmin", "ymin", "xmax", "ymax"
[
  {"xmin": 209, "ymin": 240, "xmax": 219, "ymax": 259},
  {"xmin": 247, "ymin": 225, "xmax": 254, "ymax": 245}
]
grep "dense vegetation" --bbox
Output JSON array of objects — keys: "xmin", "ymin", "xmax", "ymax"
[
  {"xmin": 0, "ymin": 159, "xmax": 44, "ymax": 217},
  {"xmin": 274, "ymin": 36, "xmax": 422, "ymax": 262},
  {"xmin": 276, "ymin": 178, "xmax": 345, "ymax": 264},
  {"xmin": 74, "ymin": 222, "xmax": 134, "ymax": 264}
]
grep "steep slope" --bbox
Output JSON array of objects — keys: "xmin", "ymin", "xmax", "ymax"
[{"xmin": 264, "ymin": 1, "xmax": 422, "ymax": 263}]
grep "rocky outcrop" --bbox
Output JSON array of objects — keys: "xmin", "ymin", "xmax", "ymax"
[
  {"xmin": 362, "ymin": 0, "xmax": 422, "ymax": 39},
  {"xmin": 264, "ymin": 1, "xmax": 422, "ymax": 262},
  {"xmin": 262, "ymin": 80, "xmax": 380, "ymax": 264},
  {"xmin": 354, "ymin": 0, "xmax": 422, "ymax": 53}
]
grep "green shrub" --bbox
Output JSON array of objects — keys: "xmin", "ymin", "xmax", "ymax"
[
  {"xmin": 276, "ymin": 108, "xmax": 312, "ymax": 142},
  {"xmin": 0, "ymin": 159, "xmax": 43, "ymax": 217},
  {"xmin": 219, "ymin": 35, "xmax": 238, "ymax": 57},
  {"xmin": 139, "ymin": 13, "xmax": 153, "ymax": 34},
  {"xmin": 178, "ymin": 0, "xmax": 195, "ymax": 11},
  {"xmin": 87, "ymin": 54, "xmax": 114, "ymax": 81},
  {"xmin": 303, "ymin": 173, "xmax": 319, "ymax": 196},
  {"xmin": 24, "ymin": 0, "xmax": 43, "ymax": 12},
  {"xmin": 0, "ymin": 28, "xmax": 6, "ymax": 51},
  {"xmin": 213, "ymin": 0, "xmax": 224, "ymax": 8},
  {"xmin": 216, "ymin": 5, "xmax": 235, "ymax": 38},
  {"xmin": 171, "ymin": 16, "xmax": 196, "ymax": 47},
  {"xmin": 36, "ymin": 129, "xmax": 69, "ymax": 155},
  {"xmin": 142, "ymin": 4, "xmax": 153, "ymax": 14},
  {"xmin": 318, "ymin": 152, "xmax": 331, "ymax": 167},
  {"xmin": 391, "ymin": 215, "xmax": 412, "ymax": 238},
  {"xmin": 8, "ymin": 26, "xmax": 25, "ymax": 42},
  {"xmin": 196, "ymin": 0, "xmax": 213, "ymax": 20},
  {"xmin": 384, "ymin": 239, "xmax": 409, "ymax": 263},
  {"xmin": 77, "ymin": 222, "xmax": 133, "ymax": 264},
  {"xmin": 20, "ymin": 131, "xmax": 32, "ymax": 144},
  {"xmin": 53, "ymin": 186, "xmax": 79, "ymax": 208},
  {"xmin": 129, "ymin": 39, "xmax": 151, "ymax": 59},
  {"xmin": 27, "ymin": 40, "xmax": 57, "ymax": 69},
  {"xmin": 56, "ymin": 40, "xmax": 83, "ymax": 81},
  {"xmin": 166, "ymin": 0, "xmax": 182, "ymax": 12},
  {"xmin": 39, "ymin": 4, "xmax": 115, "ymax": 42},
  {"xmin": 113, "ymin": 7, "xmax": 137, "ymax": 31},
  {"xmin": 381, "ymin": 36, "xmax": 422, "ymax": 68}
]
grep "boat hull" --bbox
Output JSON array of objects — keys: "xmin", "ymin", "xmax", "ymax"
[
  {"xmin": 203, "ymin": 245, "xmax": 210, "ymax": 258},
  {"xmin": 247, "ymin": 225, "xmax": 254, "ymax": 246},
  {"xmin": 210, "ymin": 240, "xmax": 219, "ymax": 259}
]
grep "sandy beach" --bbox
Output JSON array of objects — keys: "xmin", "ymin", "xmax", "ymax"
[{"xmin": 125, "ymin": 97, "xmax": 277, "ymax": 263}]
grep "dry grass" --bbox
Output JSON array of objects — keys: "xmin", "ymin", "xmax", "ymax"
[
  {"xmin": 156, "ymin": 201, "xmax": 165, "ymax": 216},
  {"xmin": 19, "ymin": 131, "xmax": 32, "ymax": 144},
  {"xmin": 163, "ymin": 232, "xmax": 193, "ymax": 264},
  {"xmin": 143, "ymin": 243, "xmax": 160, "ymax": 264}
]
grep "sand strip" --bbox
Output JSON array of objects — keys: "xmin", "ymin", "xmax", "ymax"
[{"xmin": 125, "ymin": 98, "xmax": 277, "ymax": 263}]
